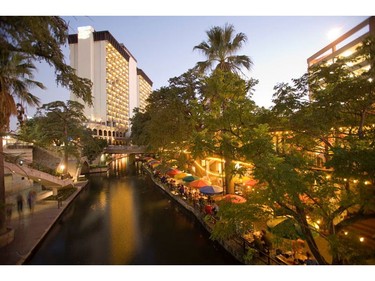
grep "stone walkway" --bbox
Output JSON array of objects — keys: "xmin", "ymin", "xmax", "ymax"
[{"xmin": 0, "ymin": 181, "xmax": 88, "ymax": 265}]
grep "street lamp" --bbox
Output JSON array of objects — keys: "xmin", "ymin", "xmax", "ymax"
[{"xmin": 58, "ymin": 164, "xmax": 66, "ymax": 174}]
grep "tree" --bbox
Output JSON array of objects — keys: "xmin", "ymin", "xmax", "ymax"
[
  {"xmin": 81, "ymin": 135, "xmax": 107, "ymax": 164},
  {"xmin": 210, "ymin": 37, "xmax": 375, "ymax": 264},
  {"xmin": 0, "ymin": 49, "xmax": 44, "ymax": 233},
  {"xmin": 191, "ymin": 69, "xmax": 259, "ymax": 193},
  {"xmin": 193, "ymin": 23, "xmax": 252, "ymax": 75},
  {"xmin": 193, "ymin": 24, "xmax": 255, "ymax": 193},
  {"xmin": 19, "ymin": 100, "xmax": 89, "ymax": 176},
  {"xmin": 0, "ymin": 17, "xmax": 92, "ymax": 104},
  {"xmin": 130, "ymin": 69, "xmax": 203, "ymax": 167},
  {"xmin": 129, "ymin": 107, "xmax": 151, "ymax": 147},
  {"xmin": 0, "ymin": 16, "xmax": 93, "ymax": 234},
  {"xmin": 207, "ymin": 36, "xmax": 375, "ymax": 265}
]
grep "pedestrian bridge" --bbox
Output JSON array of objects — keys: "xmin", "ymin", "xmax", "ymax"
[
  {"xmin": 4, "ymin": 161, "xmax": 73, "ymax": 188},
  {"xmin": 103, "ymin": 145, "xmax": 147, "ymax": 154}
]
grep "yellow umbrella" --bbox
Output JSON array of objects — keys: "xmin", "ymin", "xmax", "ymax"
[{"xmin": 174, "ymin": 172, "xmax": 190, "ymax": 179}]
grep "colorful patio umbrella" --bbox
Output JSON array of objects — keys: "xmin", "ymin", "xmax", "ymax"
[
  {"xmin": 166, "ymin": 168, "xmax": 181, "ymax": 177},
  {"xmin": 220, "ymin": 194, "xmax": 247, "ymax": 204},
  {"xmin": 244, "ymin": 179, "xmax": 259, "ymax": 186},
  {"xmin": 198, "ymin": 185, "xmax": 223, "ymax": 195},
  {"xmin": 189, "ymin": 179, "xmax": 211, "ymax": 188},
  {"xmin": 182, "ymin": 175, "xmax": 199, "ymax": 182},
  {"xmin": 150, "ymin": 162, "xmax": 161, "ymax": 168},
  {"xmin": 174, "ymin": 172, "xmax": 190, "ymax": 179}
]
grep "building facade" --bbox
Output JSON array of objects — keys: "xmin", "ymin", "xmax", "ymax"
[
  {"xmin": 305, "ymin": 16, "xmax": 375, "ymax": 167},
  {"xmin": 68, "ymin": 26, "xmax": 153, "ymax": 145},
  {"xmin": 269, "ymin": 17, "xmax": 375, "ymax": 171},
  {"xmin": 307, "ymin": 16, "xmax": 375, "ymax": 72}
]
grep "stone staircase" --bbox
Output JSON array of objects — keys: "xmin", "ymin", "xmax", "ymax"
[{"xmin": 4, "ymin": 161, "xmax": 73, "ymax": 188}]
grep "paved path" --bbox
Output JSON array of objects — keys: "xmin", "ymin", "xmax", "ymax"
[{"xmin": 0, "ymin": 181, "xmax": 88, "ymax": 265}]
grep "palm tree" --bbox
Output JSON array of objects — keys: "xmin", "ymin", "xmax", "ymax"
[
  {"xmin": 0, "ymin": 49, "xmax": 44, "ymax": 233},
  {"xmin": 193, "ymin": 23, "xmax": 252, "ymax": 75},
  {"xmin": 193, "ymin": 24, "xmax": 253, "ymax": 195}
]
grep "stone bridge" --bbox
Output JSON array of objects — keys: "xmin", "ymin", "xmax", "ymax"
[{"xmin": 103, "ymin": 145, "xmax": 147, "ymax": 154}]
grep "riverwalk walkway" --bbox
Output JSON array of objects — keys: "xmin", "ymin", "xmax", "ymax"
[{"xmin": 0, "ymin": 181, "xmax": 88, "ymax": 265}]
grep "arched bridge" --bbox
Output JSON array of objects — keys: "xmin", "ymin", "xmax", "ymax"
[{"xmin": 103, "ymin": 145, "xmax": 147, "ymax": 154}]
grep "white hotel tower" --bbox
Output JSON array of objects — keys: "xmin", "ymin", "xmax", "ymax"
[{"xmin": 68, "ymin": 26, "xmax": 153, "ymax": 145}]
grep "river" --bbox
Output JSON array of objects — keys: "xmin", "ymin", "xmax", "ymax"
[{"xmin": 26, "ymin": 161, "xmax": 241, "ymax": 265}]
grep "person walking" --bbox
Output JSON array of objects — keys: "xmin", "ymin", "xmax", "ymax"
[
  {"xmin": 27, "ymin": 190, "xmax": 36, "ymax": 214},
  {"xmin": 6, "ymin": 203, "xmax": 13, "ymax": 224},
  {"xmin": 16, "ymin": 193, "xmax": 24, "ymax": 217}
]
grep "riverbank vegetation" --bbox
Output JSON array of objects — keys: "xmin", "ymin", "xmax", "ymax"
[{"xmin": 130, "ymin": 24, "xmax": 375, "ymax": 264}]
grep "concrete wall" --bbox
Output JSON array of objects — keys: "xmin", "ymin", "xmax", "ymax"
[{"xmin": 32, "ymin": 147, "xmax": 61, "ymax": 171}]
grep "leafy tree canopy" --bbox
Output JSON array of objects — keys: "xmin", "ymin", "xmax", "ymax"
[{"xmin": 0, "ymin": 16, "xmax": 92, "ymax": 105}]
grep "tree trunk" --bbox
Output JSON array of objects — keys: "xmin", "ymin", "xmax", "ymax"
[
  {"xmin": 297, "ymin": 207, "xmax": 329, "ymax": 265},
  {"xmin": 358, "ymin": 110, "xmax": 366, "ymax": 140}
]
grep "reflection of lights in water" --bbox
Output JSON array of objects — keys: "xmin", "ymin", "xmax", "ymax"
[
  {"xmin": 90, "ymin": 191, "xmax": 107, "ymax": 210},
  {"xmin": 110, "ymin": 183, "xmax": 137, "ymax": 264},
  {"xmin": 109, "ymin": 156, "xmax": 128, "ymax": 175},
  {"xmin": 99, "ymin": 191, "xmax": 107, "ymax": 209},
  {"xmin": 107, "ymin": 155, "xmax": 137, "ymax": 263}
]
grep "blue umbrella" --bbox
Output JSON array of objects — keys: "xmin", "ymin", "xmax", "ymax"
[{"xmin": 199, "ymin": 185, "xmax": 223, "ymax": 195}]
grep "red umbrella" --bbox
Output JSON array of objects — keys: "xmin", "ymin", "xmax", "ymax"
[
  {"xmin": 244, "ymin": 179, "xmax": 259, "ymax": 186},
  {"xmin": 166, "ymin": 168, "xmax": 181, "ymax": 177},
  {"xmin": 189, "ymin": 179, "xmax": 211, "ymax": 188},
  {"xmin": 220, "ymin": 194, "xmax": 247, "ymax": 204}
]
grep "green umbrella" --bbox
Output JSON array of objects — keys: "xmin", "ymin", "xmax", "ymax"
[{"xmin": 182, "ymin": 175, "xmax": 199, "ymax": 182}]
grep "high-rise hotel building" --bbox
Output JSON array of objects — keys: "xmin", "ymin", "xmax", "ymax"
[{"xmin": 68, "ymin": 26, "xmax": 152, "ymax": 144}]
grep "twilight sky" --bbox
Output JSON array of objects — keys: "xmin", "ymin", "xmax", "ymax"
[
  {"xmin": 40, "ymin": 16, "xmax": 368, "ymax": 107},
  {"xmin": 3, "ymin": 2, "xmax": 371, "ymax": 131}
]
